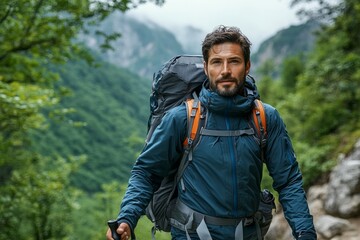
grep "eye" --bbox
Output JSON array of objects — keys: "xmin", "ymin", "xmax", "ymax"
[
  {"xmin": 210, "ymin": 59, "xmax": 222, "ymax": 65},
  {"xmin": 229, "ymin": 59, "xmax": 241, "ymax": 64}
]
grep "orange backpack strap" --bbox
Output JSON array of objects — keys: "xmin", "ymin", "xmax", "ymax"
[
  {"xmin": 183, "ymin": 98, "xmax": 201, "ymax": 147},
  {"xmin": 176, "ymin": 97, "xmax": 201, "ymax": 188},
  {"xmin": 252, "ymin": 99, "xmax": 267, "ymax": 137},
  {"xmin": 252, "ymin": 99, "xmax": 267, "ymax": 161}
]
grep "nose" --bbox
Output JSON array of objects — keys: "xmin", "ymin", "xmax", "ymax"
[{"xmin": 221, "ymin": 62, "xmax": 231, "ymax": 76}]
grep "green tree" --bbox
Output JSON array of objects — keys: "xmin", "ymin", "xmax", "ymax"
[
  {"xmin": 0, "ymin": 0, "xmax": 165, "ymax": 178},
  {"xmin": 0, "ymin": 155, "xmax": 85, "ymax": 240},
  {"xmin": 290, "ymin": 0, "xmax": 345, "ymax": 21},
  {"xmin": 0, "ymin": 0, "xmax": 164, "ymax": 239},
  {"xmin": 71, "ymin": 182, "xmax": 171, "ymax": 239},
  {"xmin": 256, "ymin": 60, "xmax": 284, "ymax": 105},
  {"xmin": 255, "ymin": 0, "xmax": 360, "ymax": 187},
  {"xmin": 289, "ymin": 0, "xmax": 360, "ymax": 144},
  {"xmin": 280, "ymin": 55, "xmax": 305, "ymax": 91},
  {"xmin": 282, "ymin": 0, "xmax": 360, "ymax": 186}
]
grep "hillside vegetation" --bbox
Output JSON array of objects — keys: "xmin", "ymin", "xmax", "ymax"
[
  {"xmin": 31, "ymin": 59, "xmax": 151, "ymax": 192},
  {"xmin": 257, "ymin": 0, "xmax": 360, "ymax": 186}
]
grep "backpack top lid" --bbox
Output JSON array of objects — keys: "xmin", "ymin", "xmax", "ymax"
[{"xmin": 150, "ymin": 55, "xmax": 206, "ymax": 115}]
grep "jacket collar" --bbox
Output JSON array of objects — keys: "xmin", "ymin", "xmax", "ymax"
[{"xmin": 199, "ymin": 75, "xmax": 259, "ymax": 116}]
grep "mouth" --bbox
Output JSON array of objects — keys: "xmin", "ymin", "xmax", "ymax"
[
  {"xmin": 217, "ymin": 79, "xmax": 236, "ymax": 85},
  {"xmin": 217, "ymin": 77, "xmax": 236, "ymax": 82}
]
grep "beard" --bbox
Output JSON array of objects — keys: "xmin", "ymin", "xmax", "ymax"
[{"xmin": 210, "ymin": 76, "xmax": 246, "ymax": 97}]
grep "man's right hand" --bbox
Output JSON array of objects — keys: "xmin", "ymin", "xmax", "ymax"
[{"xmin": 106, "ymin": 222, "xmax": 131, "ymax": 240}]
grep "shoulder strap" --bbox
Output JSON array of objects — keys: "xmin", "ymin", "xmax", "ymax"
[
  {"xmin": 183, "ymin": 96, "xmax": 202, "ymax": 148},
  {"xmin": 252, "ymin": 99, "xmax": 267, "ymax": 162},
  {"xmin": 169, "ymin": 96, "xmax": 202, "ymax": 196},
  {"xmin": 252, "ymin": 99, "xmax": 267, "ymax": 136}
]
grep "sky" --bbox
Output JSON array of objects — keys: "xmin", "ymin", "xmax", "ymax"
[{"xmin": 127, "ymin": 0, "xmax": 303, "ymax": 50}]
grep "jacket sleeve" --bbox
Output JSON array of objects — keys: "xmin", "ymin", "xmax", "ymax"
[
  {"xmin": 116, "ymin": 105, "xmax": 187, "ymax": 230},
  {"xmin": 264, "ymin": 105, "xmax": 317, "ymax": 239}
]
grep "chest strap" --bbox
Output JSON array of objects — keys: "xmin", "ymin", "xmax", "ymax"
[{"xmin": 200, "ymin": 128, "xmax": 254, "ymax": 137}]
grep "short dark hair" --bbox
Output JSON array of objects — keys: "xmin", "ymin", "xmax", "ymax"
[{"xmin": 202, "ymin": 25, "xmax": 252, "ymax": 64}]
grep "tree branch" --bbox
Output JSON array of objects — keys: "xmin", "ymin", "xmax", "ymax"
[
  {"xmin": 0, "ymin": 37, "xmax": 58, "ymax": 61},
  {"xmin": 0, "ymin": 3, "xmax": 14, "ymax": 26},
  {"xmin": 22, "ymin": 0, "xmax": 45, "ymax": 44}
]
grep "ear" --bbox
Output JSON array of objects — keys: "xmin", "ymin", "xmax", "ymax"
[
  {"xmin": 203, "ymin": 61, "xmax": 208, "ymax": 76},
  {"xmin": 245, "ymin": 61, "xmax": 251, "ymax": 75}
]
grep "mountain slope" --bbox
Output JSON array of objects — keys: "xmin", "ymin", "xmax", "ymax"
[
  {"xmin": 251, "ymin": 20, "xmax": 320, "ymax": 77},
  {"xmin": 32, "ymin": 60, "xmax": 151, "ymax": 192},
  {"xmin": 81, "ymin": 12, "xmax": 185, "ymax": 78}
]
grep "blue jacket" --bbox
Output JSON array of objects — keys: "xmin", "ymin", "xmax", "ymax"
[{"xmin": 118, "ymin": 81, "xmax": 316, "ymax": 239}]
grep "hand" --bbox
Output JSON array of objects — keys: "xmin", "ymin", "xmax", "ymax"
[{"xmin": 106, "ymin": 222, "xmax": 132, "ymax": 240}]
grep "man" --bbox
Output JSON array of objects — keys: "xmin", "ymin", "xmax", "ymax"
[{"xmin": 106, "ymin": 25, "xmax": 316, "ymax": 240}]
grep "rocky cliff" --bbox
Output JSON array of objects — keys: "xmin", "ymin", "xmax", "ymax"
[
  {"xmin": 80, "ymin": 12, "xmax": 185, "ymax": 78},
  {"xmin": 251, "ymin": 20, "xmax": 320, "ymax": 78},
  {"xmin": 266, "ymin": 139, "xmax": 360, "ymax": 240}
]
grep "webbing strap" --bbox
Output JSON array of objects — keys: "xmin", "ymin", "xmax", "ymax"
[
  {"xmin": 235, "ymin": 221, "xmax": 244, "ymax": 240},
  {"xmin": 183, "ymin": 98, "xmax": 201, "ymax": 147},
  {"xmin": 252, "ymin": 99, "xmax": 267, "ymax": 137},
  {"xmin": 200, "ymin": 128, "xmax": 254, "ymax": 137},
  {"xmin": 252, "ymin": 99, "xmax": 267, "ymax": 162},
  {"xmin": 185, "ymin": 214, "xmax": 194, "ymax": 240},
  {"xmin": 255, "ymin": 221, "xmax": 262, "ymax": 240},
  {"xmin": 166, "ymin": 98, "xmax": 202, "ymax": 209},
  {"xmin": 196, "ymin": 218, "xmax": 213, "ymax": 240},
  {"xmin": 195, "ymin": 220, "xmax": 244, "ymax": 240},
  {"xmin": 171, "ymin": 201, "xmax": 249, "ymax": 240},
  {"xmin": 175, "ymin": 97, "xmax": 202, "ymax": 192},
  {"xmin": 173, "ymin": 148, "xmax": 191, "ymax": 198}
]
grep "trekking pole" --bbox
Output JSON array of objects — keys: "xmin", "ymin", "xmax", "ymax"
[{"xmin": 107, "ymin": 220, "xmax": 121, "ymax": 240}]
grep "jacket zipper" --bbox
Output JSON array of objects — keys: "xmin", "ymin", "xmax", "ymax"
[{"xmin": 225, "ymin": 107, "xmax": 238, "ymax": 216}]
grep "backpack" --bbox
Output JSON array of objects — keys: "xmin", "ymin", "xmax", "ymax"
[
  {"xmin": 145, "ymin": 55, "xmax": 275, "ymax": 239},
  {"xmin": 146, "ymin": 55, "xmax": 206, "ymax": 144}
]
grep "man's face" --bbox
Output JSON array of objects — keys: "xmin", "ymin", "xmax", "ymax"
[{"xmin": 204, "ymin": 42, "xmax": 250, "ymax": 97}]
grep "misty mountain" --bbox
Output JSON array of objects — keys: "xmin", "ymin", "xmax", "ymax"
[
  {"xmin": 80, "ymin": 12, "xmax": 186, "ymax": 78},
  {"xmin": 83, "ymin": 12, "xmax": 319, "ymax": 80},
  {"xmin": 173, "ymin": 25, "xmax": 205, "ymax": 54},
  {"xmin": 251, "ymin": 20, "xmax": 321, "ymax": 77}
]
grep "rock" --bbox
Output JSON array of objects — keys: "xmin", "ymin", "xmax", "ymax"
[
  {"xmin": 264, "ymin": 208, "xmax": 293, "ymax": 240},
  {"xmin": 324, "ymin": 160, "xmax": 360, "ymax": 218},
  {"xmin": 308, "ymin": 184, "xmax": 327, "ymax": 202},
  {"xmin": 315, "ymin": 215, "xmax": 351, "ymax": 239},
  {"xmin": 349, "ymin": 139, "xmax": 360, "ymax": 160},
  {"xmin": 264, "ymin": 139, "xmax": 360, "ymax": 240}
]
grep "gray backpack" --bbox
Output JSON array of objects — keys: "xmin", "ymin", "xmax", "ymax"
[{"xmin": 145, "ymin": 55, "xmax": 205, "ymax": 234}]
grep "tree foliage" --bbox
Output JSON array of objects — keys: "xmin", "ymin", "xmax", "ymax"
[
  {"xmin": 0, "ymin": 0, "xmax": 163, "ymax": 239},
  {"xmin": 290, "ymin": 0, "xmax": 346, "ymax": 21},
  {"xmin": 274, "ymin": 0, "xmax": 360, "ymax": 185},
  {"xmin": 0, "ymin": 0, "xmax": 163, "ymax": 180},
  {"xmin": 280, "ymin": 55, "xmax": 305, "ymax": 91},
  {"xmin": 31, "ymin": 60, "xmax": 151, "ymax": 193},
  {"xmin": 287, "ymin": 0, "xmax": 360, "ymax": 143},
  {"xmin": 0, "ymin": 155, "xmax": 84, "ymax": 240}
]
